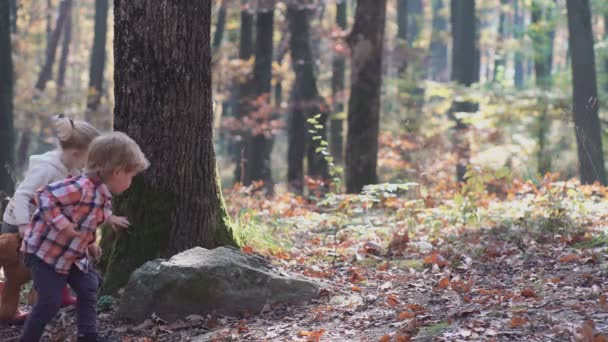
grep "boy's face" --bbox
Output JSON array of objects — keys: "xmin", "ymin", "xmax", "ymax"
[{"xmin": 106, "ymin": 168, "xmax": 138, "ymax": 194}]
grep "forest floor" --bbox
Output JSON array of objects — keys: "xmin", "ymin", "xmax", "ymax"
[{"xmin": 2, "ymin": 178, "xmax": 608, "ymax": 341}]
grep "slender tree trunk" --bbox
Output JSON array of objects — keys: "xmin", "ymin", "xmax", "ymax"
[
  {"xmin": 397, "ymin": 0, "xmax": 407, "ymax": 41},
  {"xmin": 450, "ymin": 0, "xmax": 479, "ymax": 182},
  {"xmin": 232, "ymin": 2, "xmax": 254, "ymax": 184},
  {"xmin": 430, "ymin": 0, "xmax": 448, "ymax": 81},
  {"xmin": 101, "ymin": 0, "xmax": 237, "ymax": 294},
  {"xmin": 85, "ymin": 0, "xmax": 109, "ymax": 128},
  {"xmin": 213, "ymin": 0, "xmax": 227, "ymax": 51},
  {"xmin": 56, "ymin": 1, "xmax": 72, "ymax": 102},
  {"xmin": 605, "ymin": 13, "xmax": 608, "ymax": 95},
  {"xmin": 9, "ymin": 0, "xmax": 16, "ymax": 33},
  {"xmin": 35, "ymin": 0, "xmax": 72, "ymax": 92},
  {"xmin": 0, "ymin": 0, "xmax": 14, "ymax": 194},
  {"xmin": 407, "ymin": 0, "xmax": 422, "ymax": 48},
  {"xmin": 493, "ymin": 0, "xmax": 508, "ymax": 82},
  {"xmin": 566, "ymin": 0, "xmax": 606, "ymax": 185},
  {"xmin": 345, "ymin": 0, "xmax": 387, "ymax": 193},
  {"xmin": 242, "ymin": 3, "xmax": 274, "ymax": 194},
  {"xmin": 513, "ymin": 0, "xmax": 525, "ymax": 88},
  {"xmin": 330, "ymin": 1, "xmax": 347, "ymax": 165},
  {"xmin": 287, "ymin": 4, "xmax": 328, "ymax": 193}
]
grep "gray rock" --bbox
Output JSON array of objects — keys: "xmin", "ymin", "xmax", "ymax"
[{"xmin": 117, "ymin": 246, "xmax": 321, "ymax": 322}]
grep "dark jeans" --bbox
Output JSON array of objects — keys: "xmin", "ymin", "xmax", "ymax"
[{"xmin": 20, "ymin": 254, "xmax": 98, "ymax": 342}]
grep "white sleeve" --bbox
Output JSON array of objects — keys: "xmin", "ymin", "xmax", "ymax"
[{"xmin": 10, "ymin": 165, "xmax": 55, "ymax": 225}]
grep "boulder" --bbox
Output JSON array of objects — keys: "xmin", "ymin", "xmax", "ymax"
[{"xmin": 117, "ymin": 246, "xmax": 321, "ymax": 322}]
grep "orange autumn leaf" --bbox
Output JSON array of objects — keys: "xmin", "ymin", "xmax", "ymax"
[
  {"xmin": 351, "ymin": 286, "xmax": 362, "ymax": 293},
  {"xmin": 550, "ymin": 277, "xmax": 561, "ymax": 284},
  {"xmin": 387, "ymin": 295, "xmax": 399, "ymax": 307},
  {"xmin": 396, "ymin": 335, "xmax": 411, "ymax": 342},
  {"xmin": 595, "ymin": 335, "xmax": 608, "ymax": 342},
  {"xmin": 600, "ymin": 294, "xmax": 608, "ymax": 311},
  {"xmin": 242, "ymin": 246, "xmax": 254, "ymax": 254},
  {"xmin": 559, "ymin": 254, "xmax": 579, "ymax": 263},
  {"xmin": 510, "ymin": 316, "xmax": 527, "ymax": 328},
  {"xmin": 298, "ymin": 329, "xmax": 326, "ymax": 342},
  {"xmin": 437, "ymin": 277, "xmax": 450, "ymax": 289},
  {"xmin": 397, "ymin": 311, "xmax": 415, "ymax": 320},
  {"xmin": 378, "ymin": 261, "xmax": 389, "ymax": 271},
  {"xmin": 423, "ymin": 252, "xmax": 447, "ymax": 267},
  {"xmin": 520, "ymin": 288, "xmax": 536, "ymax": 298},
  {"xmin": 379, "ymin": 335, "xmax": 391, "ymax": 342},
  {"xmin": 407, "ymin": 303, "xmax": 427, "ymax": 312}
]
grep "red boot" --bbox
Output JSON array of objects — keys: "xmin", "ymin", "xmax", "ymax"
[{"xmin": 61, "ymin": 285, "xmax": 77, "ymax": 307}]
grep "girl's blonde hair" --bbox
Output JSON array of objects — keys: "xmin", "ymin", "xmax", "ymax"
[
  {"xmin": 86, "ymin": 131, "xmax": 150, "ymax": 177},
  {"xmin": 53, "ymin": 114, "xmax": 100, "ymax": 150}
]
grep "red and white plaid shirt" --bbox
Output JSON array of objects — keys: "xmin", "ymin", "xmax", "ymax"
[{"xmin": 21, "ymin": 174, "xmax": 112, "ymax": 275}]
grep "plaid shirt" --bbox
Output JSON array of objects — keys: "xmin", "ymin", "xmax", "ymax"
[{"xmin": 21, "ymin": 175, "xmax": 112, "ymax": 275}]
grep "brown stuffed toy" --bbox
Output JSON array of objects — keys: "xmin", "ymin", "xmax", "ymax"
[{"xmin": 0, "ymin": 233, "xmax": 30, "ymax": 324}]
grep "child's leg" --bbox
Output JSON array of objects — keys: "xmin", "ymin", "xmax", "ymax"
[
  {"xmin": 67, "ymin": 267, "xmax": 99, "ymax": 336},
  {"xmin": 20, "ymin": 255, "xmax": 65, "ymax": 342}
]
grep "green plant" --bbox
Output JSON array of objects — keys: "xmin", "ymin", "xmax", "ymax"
[{"xmin": 307, "ymin": 114, "xmax": 344, "ymax": 193}]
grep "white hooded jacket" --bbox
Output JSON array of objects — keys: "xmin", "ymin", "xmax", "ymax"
[{"xmin": 2, "ymin": 150, "xmax": 81, "ymax": 226}]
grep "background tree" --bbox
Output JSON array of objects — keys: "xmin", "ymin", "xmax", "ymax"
[
  {"xmin": 330, "ymin": 1, "xmax": 347, "ymax": 165},
  {"xmin": 345, "ymin": 0, "xmax": 387, "ymax": 193},
  {"xmin": 86, "ymin": 0, "xmax": 109, "ymax": 129},
  {"xmin": 56, "ymin": 1, "xmax": 72, "ymax": 101},
  {"xmin": 0, "ymin": 0, "xmax": 14, "ymax": 194},
  {"xmin": 101, "ymin": 0, "xmax": 237, "ymax": 294},
  {"xmin": 566, "ymin": 0, "xmax": 606, "ymax": 184},
  {"xmin": 450, "ymin": 0, "xmax": 479, "ymax": 182},
  {"xmin": 430, "ymin": 0, "xmax": 448, "ymax": 81}
]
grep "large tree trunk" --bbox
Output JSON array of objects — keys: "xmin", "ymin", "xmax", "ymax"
[
  {"xmin": 430, "ymin": 0, "xmax": 448, "ymax": 81},
  {"xmin": 85, "ymin": 0, "xmax": 109, "ymax": 129},
  {"xmin": 9, "ymin": 0, "xmax": 16, "ymax": 33},
  {"xmin": 345, "ymin": 0, "xmax": 387, "ymax": 193},
  {"xmin": 566, "ymin": 0, "xmax": 606, "ymax": 185},
  {"xmin": 35, "ymin": 0, "xmax": 72, "ymax": 93},
  {"xmin": 0, "ymin": 0, "xmax": 14, "ymax": 194},
  {"xmin": 55, "ymin": 1, "xmax": 72, "ymax": 102},
  {"xmin": 242, "ymin": 3, "xmax": 275, "ymax": 193},
  {"xmin": 493, "ymin": 0, "xmax": 508, "ymax": 82},
  {"xmin": 232, "ymin": 1, "xmax": 254, "ymax": 184},
  {"xmin": 212, "ymin": 0, "xmax": 227, "ymax": 51},
  {"xmin": 101, "ymin": 0, "xmax": 237, "ymax": 294},
  {"xmin": 330, "ymin": 1, "xmax": 347, "ymax": 165},
  {"xmin": 450, "ymin": 0, "xmax": 479, "ymax": 182},
  {"xmin": 287, "ymin": 4, "xmax": 328, "ymax": 193}
]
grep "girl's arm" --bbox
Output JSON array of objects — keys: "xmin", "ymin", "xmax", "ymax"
[{"xmin": 11, "ymin": 166, "xmax": 54, "ymax": 225}]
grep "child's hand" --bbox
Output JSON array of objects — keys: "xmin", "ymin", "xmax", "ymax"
[
  {"xmin": 88, "ymin": 243, "xmax": 102, "ymax": 261},
  {"xmin": 18, "ymin": 224, "xmax": 29, "ymax": 238},
  {"xmin": 107, "ymin": 215, "xmax": 130, "ymax": 232},
  {"xmin": 64, "ymin": 223, "xmax": 82, "ymax": 239}
]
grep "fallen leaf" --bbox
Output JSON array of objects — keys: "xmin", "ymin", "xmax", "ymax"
[
  {"xmin": 379, "ymin": 335, "xmax": 391, "ymax": 342},
  {"xmin": 423, "ymin": 252, "xmax": 447, "ymax": 267},
  {"xmin": 351, "ymin": 286, "xmax": 362, "ymax": 292},
  {"xmin": 387, "ymin": 295, "xmax": 399, "ymax": 307},
  {"xmin": 396, "ymin": 334, "xmax": 411, "ymax": 342},
  {"xmin": 242, "ymin": 245, "xmax": 254, "ymax": 254},
  {"xmin": 378, "ymin": 261, "xmax": 389, "ymax": 271},
  {"xmin": 380, "ymin": 281, "xmax": 392, "ymax": 290},
  {"xmin": 437, "ymin": 277, "xmax": 450, "ymax": 289},
  {"xmin": 460, "ymin": 329, "xmax": 472, "ymax": 337},
  {"xmin": 600, "ymin": 295, "xmax": 608, "ymax": 311},
  {"xmin": 510, "ymin": 316, "xmax": 527, "ymax": 328},
  {"xmin": 298, "ymin": 329, "xmax": 326, "ymax": 342},
  {"xmin": 521, "ymin": 288, "xmax": 536, "ymax": 298},
  {"xmin": 559, "ymin": 254, "xmax": 579, "ymax": 263},
  {"xmin": 594, "ymin": 335, "xmax": 608, "ymax": 342},
  {"xmin": 397, "ymin": 311, "xmax": 415, "ymax": 320},
  {"xmin": 407, "ymin": 303, "xmax": 426, "ymax": 312}
]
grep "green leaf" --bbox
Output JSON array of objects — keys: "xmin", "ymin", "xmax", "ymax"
[
  {"xmin": 315, "ymin": 147, "xmax": 324, "ymax": 153},
  {"xmin": 312, "ymin": 135, "xmax": 322, "ymax": 140}
]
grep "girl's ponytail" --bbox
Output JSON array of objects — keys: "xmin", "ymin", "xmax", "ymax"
[{"xmin": 53, "ymin": 114, "xmax": 101, "ymax": 150}]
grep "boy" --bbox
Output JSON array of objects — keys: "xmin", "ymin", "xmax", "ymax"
[{"xmin": 20, "ymin": 132, "xmax": 149, "ymax": 342}]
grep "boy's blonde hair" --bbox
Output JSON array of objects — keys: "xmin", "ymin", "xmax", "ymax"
[
  {"xmin": 86, "ymin": 131, "xmax": 150, "ymax": 177},
  {"xmin": 54, "ymin": 114, "xmax": 100, "ymax": 150}
]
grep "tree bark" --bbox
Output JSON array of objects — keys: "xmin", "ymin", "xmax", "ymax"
[
  {"xmin": 345, "ymin": 0, "xmax": 387, "ymax": 193},
  {"xmin": 101, "ymin": 0, "xmax": 237, "ymax": 294},
  {"xmin": 56, "ymin": 1, "xmax": 72, "ymax": 102},
  {"xmin": 513, "ymin": 0, "xmax": 525, "ymax": 88},
  {"xmin": 9, "ymin": 0, "xmax": 16, "ymax": 33},
  {"xmin": 493, "ymin": 0, "xmax": 508, "ymax": 82},
  {"xmin": 397, "ymin": 0, "xmax": 407, "ymax": 41},
  {"xmin": 35, "ymin": 0, "xmax": 72, "ymax": 93},
  {"xmin": 212, "ymin": 0, "xmax": 227, "ymax": 51},
  {"xmin": 450, "ymin": 0, "xmax": 479, "ymax": 182},
  {"xmin": 232, "ymin": 1, "xmax": 254, "ymax": 184},
  {"xmin": 430, "ymin": 0, "xmax": 448, "ymax": 81},
  {"xmin": 566, "ymin": 0, "xmax": 606, "ymax": 185},
  {"xmin": 85, "ymin": 0, "xmax": 109, "ymax": 129},
  {"xmin": 242, "ymin": 3, "xmax": 274, "ymax": 193},
  {"xmin": 0, "ymin": 0, "xmax": 14, "ymax": 194},
  {"xmin": 287, "ymin": 4, "xmax": 328, "ymax": 193},
  {"xmin": 330, "ymin": 1, "xmax": 347, "ymax": 165},
  {"xmin": 407, "ymin": 0, "xmax": 422, "ymax": 48}
]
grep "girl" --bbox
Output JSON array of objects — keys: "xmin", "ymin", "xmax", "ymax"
[{"xmin": 0, "ymin": 114, "xmax": 105, "ymax": 323}]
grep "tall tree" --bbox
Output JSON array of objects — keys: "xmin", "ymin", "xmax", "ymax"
[
  {"xmin": 513, "ymin": 0, "xmax": 525, "ymax": 88},
  {"xmin": 430, "ymin": 0, "xmax": 448, "ymax": 81},
  {"xmin": 330, "ymin": 1, "xmax": 347, "ymax": 164},
  {"xmin": 35, "ymin": 0, "xmax": 72, "ymax": 92},
  {"xmin": 242, "ymin": 2, "xmax": 275, "ymax": 193},
  {"xmin": 450, "ymin": 0, "xmax": 479, "ymax": 182},
  {"xmin": 287, "ymin": 3, "xmax": 328, "ymax": 193},
  {"xmin": 9, "ymin": 0, "xmax": 16, "ymax": 33},
  {"xmin": 493, "ymin": 0, "xmax": 508, "ymax": 82},
  {"xmin": 345, "ymin": 0, "xmax": 387, "ymax": 193},
  {"xmin": 397, "ymin": 0, "xmax": 407, "ymax": 41},
  {"xmin": 0, "ymin": 0, "xmax": 14, "ymax": 194},
  {"xmin": 101, "ymin": 0, "xmax": 237, "ymax": 294},
  {"xmin": 407, "ymin": 0, "xmax": 423, "ymax": 48},
  {"xmin": 56, "ymin": 1, "xmax": 72, "ymax": 101},
  {"xmin": 232, "ymin": 1, "xmax": 254, "ymax": 183},
  {"xmin": 566, "ymin": 0, "xmax": 606, "ymax": 184},
  {"xmin": 86, "ymin": 0, "xmax": 109, "ymax": 128},
  {"xmin": 213, "ymin": 0, "xmax": 228, "ymax": 51}
]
